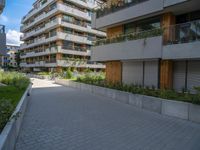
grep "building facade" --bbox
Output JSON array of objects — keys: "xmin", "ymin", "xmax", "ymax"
[
  {"xmin": 0, "ymin": 0, "xmax": 5, "ymax": 15},
  {"xmin": 2, "ymin": 45, "xmax": 20, "ymax": 68},
  {"xmin": 20, "ymin": 0, "xmax": 106, "ymax": 72},
  {"xmin": 0, "ymin": 0, "xmax": 6, "ymax": 68},
  {"xmin": 91, "ymin": 0, "xmax": 200, "ymax": 92}
]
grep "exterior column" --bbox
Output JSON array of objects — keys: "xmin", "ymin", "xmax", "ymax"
[
  {"xmin": 105, "ymin": 25, "xmax": 123, "ymax": 84},
  {"xmin": 159, "ymin": 13, "xmax": 175, "ymax": 89},
  {"xmin": 160, "ymin": 60, "xmax": 173, "ymax": 89},
  {"xmin": 106, "ymin": 61, "xmax": 122, "ymax": 84}
]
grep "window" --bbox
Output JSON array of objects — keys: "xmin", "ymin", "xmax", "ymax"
[{"xmin": 124, "ymin": 16, "xmax": 161, "ymax": 34}]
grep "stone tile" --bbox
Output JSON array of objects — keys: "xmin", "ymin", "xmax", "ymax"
[{"xmin": 15, "ymin": 78, "xmax": 200, "ymax": 150}]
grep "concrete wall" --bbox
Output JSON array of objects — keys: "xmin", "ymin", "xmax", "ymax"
[
  {"xmin": 162, "ymin": 41, "xmax": 200, "ymax": 60},
  {"xmin": 164, "ymin": 0, "xmax": 188, "ymax": 7},
  {"xmin": 91, "ymin": 36, "xmax": 163, "ymax": 61},
  {"xmin": 55, "ymin": 79, "xmax": 200, "ymax": 124}
]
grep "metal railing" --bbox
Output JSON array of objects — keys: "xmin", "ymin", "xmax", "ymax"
[
  {"xmin": 164, "ymin": 19, "xmax": 200, "ymax": 45},
  {"xmin": 94, "ymin": 28, "xmax": 163, "ymax": 46},
  {"xmin": 96, "ymin": 0, "xmax": 148, "ymax": 18}
]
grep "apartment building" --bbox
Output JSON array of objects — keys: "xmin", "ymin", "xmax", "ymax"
[
  {"xmin": 20, "ymin": 0, "xmax": 106, "ymax": 72},
  {"xmin": 0, "ymin": 0, "xmax": 5, "ymax": 14},
  {"xmin": 91, "ymin": 0, "xmax": 200, "ymax": 92},
  {"xmin": 0, "ymin": 0, "xmax": 6, "ymax": 68},
  {"xmin": 3, "ymin": 45, "xmax": 20, "ymax": 68}
]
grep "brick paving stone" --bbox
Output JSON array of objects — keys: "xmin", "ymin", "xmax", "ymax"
[{"xmin": 15, "ymin": 78, "xmax": 200, "ymax": 150}]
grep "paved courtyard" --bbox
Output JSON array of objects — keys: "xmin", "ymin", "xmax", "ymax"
[{"xmin": 15, "ymin": 78, "xmax": 200, "ymax": 150}]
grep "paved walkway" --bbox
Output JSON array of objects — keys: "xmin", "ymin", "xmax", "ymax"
[{"xmin": 15, "ymin": 78, "xmax": 200, "ymax": 150}]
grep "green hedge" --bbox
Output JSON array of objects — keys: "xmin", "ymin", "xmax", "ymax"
[{"xmin": 76, "ymin": 77, "xmax": 200, "ymax": 105}]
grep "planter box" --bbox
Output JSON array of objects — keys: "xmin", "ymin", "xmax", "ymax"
[
  {"xmin": 55, "ymin": 79, "xmax": 69, "ymax": 86},
  {"xmin": 129, "ymin": 94, "xmax": 143, "ymax": 108},
  {"xmin": 55, "ymin": 80, "xmax": 200, "ymax": 124},
  {"xmin": 106, "ymin": 88, "xmax": 117, "ymax": 99},
  {"xmin": 80, "ymin": 83, "xmax": 92, "ymax": 92},
  {"xmin": 0, "ymin": 84, "xmax": 32, "ymax": 150},
  {"xmin": 115, "ymin": 90, "xmax": 129, "ymax": 104},
  {"xmin": 189, "ymin": 104, "xmax": 200, "ymax": 123},
  {"xmin": 92, "ymin": 85, "xmax": 107, "ymax": 96},
  {"xmin": 161, "ymin": 100, "xmax": 189, "ymax": 120},
  {"xmin": 142, "ymin": 96, "xmax": 162, "ymax": 113}
]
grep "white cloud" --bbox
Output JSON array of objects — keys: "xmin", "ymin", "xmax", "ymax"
[
  {"xmin": 0, "ymin": 15, "xmax": 8, "ymax": 23},
  {"xmin": 6, "ymin": 30, "xmax": 23, "ymax": 46}
]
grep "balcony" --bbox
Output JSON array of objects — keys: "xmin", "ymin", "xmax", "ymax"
[
  {"xmin": 57, "ymin": 59, "xmax": 105, "ymax": 68},
  {"xmin": 22, "ymin": 0, "xmax": 55, "ymax": 23},
  {"xmin": 21, "ymin": 3, "xmax": 92, "ymax": 32},
  {"xmin": 163, "ymin": 19, "xmax": 200, "ymax": 60},
  {"xmin": 92, "ymin": 0, "xmax": 163, "ymax": 29},
  {"xmin": 20, "ymin": 61, "xmax": 57, "ymax": 68},
  {"xmin": 21, "ymin": 18, "xmax": 61, "ymax": 40},
  {"xmin": 92, "ymin": 0, "xmax": 190, "ymax": 29},
  {"xmin": 91, "ymin": 28, "xmax": 163, "ymax": 61},
  {"xmin": 57, "ymin": 32, "xmax": 93, "ymax": 45},
  {"xmin": 61, "ymin": 19, "xmax": 106, "ymax": 37},
  {"xmin": 20, "ymin": 46, "xmax": 91, "ymax": 58}
]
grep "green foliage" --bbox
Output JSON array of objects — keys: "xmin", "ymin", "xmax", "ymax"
[
  {"xmin": 63, "ymin": 68, "xmax": 73, "ymax": 79},
  {"xmin": 76, "ymin": 77, "xmax": 200, "ymax": 105},
  {"xmin": 0, "ymin": 71, "xmax": 30, "ymax": 132},
  {"xmin": 37, "ymin": 72, "xmax": 50, "ymax": 76},
  {"xmin": 95, "ymin": 28, "xmax": 163, "ymax": 46},
  {"xmin": 0, "ymin": 71, "xmax": 30, "ymax": 90},
  {"xmin": 0, "ymin": 98, "xmax": 14, "ymax": 132}
]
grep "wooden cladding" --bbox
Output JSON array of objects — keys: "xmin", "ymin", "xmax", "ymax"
[
  {"xmin": 162, "ymin": 13, "xmax": 175, "ymax": 44},
  {"xmin": 107, "ymin": 25, "xmax": 123, "ymax": 38},
  {"xmin": 160, "ymin": 60, "xmax": 173, "ymax": 89},
  {"xmin": 106, "ymin": 61, "xmax": 122, "ymax": 84}
]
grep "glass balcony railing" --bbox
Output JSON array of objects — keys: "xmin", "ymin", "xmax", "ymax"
[
  {"xmin": 96, "ymin": 0, "xmax": 148, "ymax": 18},
  {"xmin": 94, "ymin": 28, "xmax": 163, "ymax": 46},
  {"xmin": 164, "ymin": 19, "xmax": 200, "ymax": 45}
]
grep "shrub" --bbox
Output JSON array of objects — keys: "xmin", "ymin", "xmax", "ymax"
[
  {"xmin": 0, "ymin": 71, "xmax": 30, "ymax": 89},
  {"xmin": 0, "ymin": 98, "xmax": 14, "ymax": 131}
]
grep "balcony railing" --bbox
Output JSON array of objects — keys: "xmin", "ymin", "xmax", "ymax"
[
  {"xmin": 96, "ymin": 0, "xmax": 148, "ymax": 18},
  {"xmin": 165, "ymin": 19, "xmax": 200, "ymax": 45},
  {"xmin": 94, "ymin": 28, "xmax": 163, "ymax": 46}
]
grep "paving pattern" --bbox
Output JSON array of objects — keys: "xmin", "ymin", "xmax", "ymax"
[{"xmin": 15, "ymin": 78, "xmax": 200, "ymax": 150}]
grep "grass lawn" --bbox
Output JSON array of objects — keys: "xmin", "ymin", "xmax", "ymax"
[
  {"xmin": 0, "ymin": 86, "xmax": 27, "ymax": 132},
  {"xmin": 0, "ymin": 86, "xmax": 26, "ymax": 106}
]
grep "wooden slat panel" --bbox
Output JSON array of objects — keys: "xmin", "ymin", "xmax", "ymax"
[
  {"xmin": 106, "ymin": 61, "xmax": 122, "ymax": 84},
  {"xmin": 160, "ymin": 60, "xmax": 173, "ymax": 89}
]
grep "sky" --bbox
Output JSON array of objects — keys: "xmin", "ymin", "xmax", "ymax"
[{"xmin": 0, "ymin": 0, "xmax": 35, "ymax": 46}]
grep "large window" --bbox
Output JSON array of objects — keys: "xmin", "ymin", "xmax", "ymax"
[{"xmin": 124, "ymin": 17, "xmax": 161, "ymax": 34}]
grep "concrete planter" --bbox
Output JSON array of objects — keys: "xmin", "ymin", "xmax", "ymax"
[
  {"xmin": 106, "ymin": 88, "xmax": 117, "ymax": 99},
  {"xmin": 142, "ymin": 96, "xmax": 162, "ymax": 113},
  {"xmin": 55, "ymin": 79, "xmax": 200, "ymax": 124},
  {"xmin": 189, "ymin": 104, "xmax": 200, "ymax": 123},
  {"xmin": 92, "ymin": 85, "xmax": 107, "ymax": 96},
  {"xmin": 0, "ymin": 84, "xmax": 32, "ymax": 150},
  {"xmin": 161, "ymin": 100, "xmax": 189, "ymax": 120},
  {"xmin": 115, "ymin": 90, "xmax": 129, "ymax": 104},
  {"xmin": 129, "ymin": 94, "xmax": 143, "ymax": 108},
  {"xmin": 55, "ymin": 79, "xmax": 69, "ymax": 86},
  {"xmin": 80, "ymin": 83, "xmax": 92, "ymax": 93}
]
